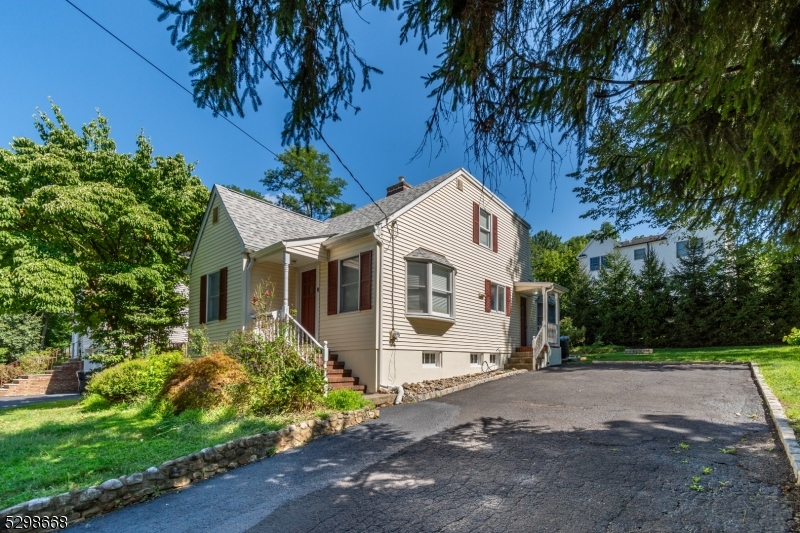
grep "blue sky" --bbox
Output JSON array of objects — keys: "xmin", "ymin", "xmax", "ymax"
[{"xmin": 0, "ymin": 0, "xmax": 647, "ymax": 240}]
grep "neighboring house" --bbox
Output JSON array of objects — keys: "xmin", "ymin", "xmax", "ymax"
[
  {"xmin": 577, "ymin": 227, "xmax": 720, "ymax": 279},
  {"xmin": 188, "ymin": 169, "xmax": 566, "ymax": 393},
  {"xmin": 70, "ymin": 282, "xmax": 189, "ymax": 370}
]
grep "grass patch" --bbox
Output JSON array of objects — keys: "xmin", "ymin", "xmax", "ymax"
[
  {"xmin": 0, "ymin": 396, "xmax": 330, "ymax": 509},
  {"xmin": 585, "ymin": 345, "xmax": 800, "ymax": 433}
]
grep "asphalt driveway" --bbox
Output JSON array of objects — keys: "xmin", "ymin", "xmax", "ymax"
[{"xmin": 72, "ymin": 364, "xmax": 798, "ymax": 533}]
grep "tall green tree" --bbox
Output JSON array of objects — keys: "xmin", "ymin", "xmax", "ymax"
[
  {"xmin": 636, "ymin": 249, "xmax": 672, "ymax": 348},
  {"xmin": 593, "ymin": 252, "xmax": 638, "ymax": 346},
  {"xmin": 670, "ymin": 238, "xmax": 720, "ymax": 347},
  {"xmin": 154, "ymin": 1, "xmax": 800, "ymax": 247},
  {"xmin": 0, "ymin": 314, "xmax": 43, "ymax": 363},
  {"xmin": 261, "ymin": 146, "xmax": 354, "ymax": 220},
  {"xmin": 0, "ymin": 104, "xmax": 209, "ymax": 358}
]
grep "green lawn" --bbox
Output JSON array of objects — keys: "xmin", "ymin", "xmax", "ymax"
[
  {"xmin": 585, "ymin": 345, "xmax": 800, "ymax": 433},
  {"xmin": 0, "ymin": 398, "xmax": 321, "ymax": 509}
]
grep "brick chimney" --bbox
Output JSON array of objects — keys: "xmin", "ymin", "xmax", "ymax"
[{"xmin": 386, "ymin": 176, "xmax": 412, "ymax": 197}]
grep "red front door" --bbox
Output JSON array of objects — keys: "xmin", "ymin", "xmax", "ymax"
[
  {"xmin": 301, "ymin": 269, "xmax": 316, "ymax": 335},
  {"xmin": 520, "ymin": 297, "xmax": 528, "ymax": 346}
]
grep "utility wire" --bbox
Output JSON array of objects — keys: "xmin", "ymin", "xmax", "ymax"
[{"xmin": 63, "ymin": 0, "xmax": 387, "ymax": 220}]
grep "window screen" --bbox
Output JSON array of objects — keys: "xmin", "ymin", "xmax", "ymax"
[
  {"xmin": 406, "ymin": 262, "xmax": 428, "ymax": 313},
  {"xmin": 340, "ymin": 257, "xmax": 359, "ymax": 312}
]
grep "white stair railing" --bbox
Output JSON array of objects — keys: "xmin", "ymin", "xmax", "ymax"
[
  {"xmin": 254, "ymin": 311, "xmax": 329, "ymax": 395},
  {"xmin": 532, "ymin": 326, "xmax": 548, "ymax": 369}
]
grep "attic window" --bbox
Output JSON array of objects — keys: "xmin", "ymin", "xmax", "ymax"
[{"xmin": 212, "ymin": 207, "xmax": 219, "ymax": 224}]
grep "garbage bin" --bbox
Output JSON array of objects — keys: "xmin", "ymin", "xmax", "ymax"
[
  {"xmin": 77, "ymin": 371, "xmax": 88, "ymax": 393},
  {"xmin": 559, "ymin": 336, "xmax": 570, "ymax": 360}
]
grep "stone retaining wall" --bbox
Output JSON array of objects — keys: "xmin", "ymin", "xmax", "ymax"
[
  {"xmin": 0, "ymin": 407, "xmax": 379, "ymax": 533},
  {"xmin": 405, "ymin": 369, "xmax": 528, "ymax": 402}
]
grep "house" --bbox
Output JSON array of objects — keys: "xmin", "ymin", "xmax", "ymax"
[
  {"xmin": 188, "ymin": 169, "xmax": 566, "ymax": 393},
  {"xmin": 577, "ymin": 227, "xmax": 720, "ymax": 279}
]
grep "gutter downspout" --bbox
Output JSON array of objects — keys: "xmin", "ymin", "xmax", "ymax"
[
  {"xmin": 373, "ymin": 225, "xmax": 383, "ymax": 395},
  {"xmin": 243, "ymin": 254, "xmax": 255, "ymax": 330}
]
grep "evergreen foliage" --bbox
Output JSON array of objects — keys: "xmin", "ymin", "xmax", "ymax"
[
  {"xmin": 261, "ymin": 146, "xmax": 354, "ymax": 220},
  {"xmin": 593, "ymin": 252, "xmax": 638, "ymax": 346},
  {"xmin": 0, "ymin": 103, "xmax": 209, "ymax": 358},
  {"xmin": 154, "ymin": 0, "xmax": 800, "ymax": 246},
  {"xmin": 637, "ymin": 250, "xmax": 672, "ymax": 348}
]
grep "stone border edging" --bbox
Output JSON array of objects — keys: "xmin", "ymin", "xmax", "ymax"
[
  {"xmin": 0, "ymin": 406, "xmax": 380, "ymax": 533},
  {"xmin": 750, "ymin": 363, "xmax": 800, "ymax": 484},
  {"xmin": 406, "ymin": 369, "xmax": 528, "ymax": 403}
]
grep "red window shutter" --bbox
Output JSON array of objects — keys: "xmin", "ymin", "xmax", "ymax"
[
  {"xmin": 485, "ymin": 279, "xmax": 492, "ymax": 313},
  {"xmin": 327, "ymin": 260, "xmax": 338, "ymax": 315},
  {"xmin": 199, "ymin": 275, "xmax": 207, "ymax": 325},
  {"xmin": 472, "ymin": 202, "xmax": 480, "ymax": 244},
  {"xmin": 506, "ymin": 285, "xmax": 512, "ymax": 317},
  {"xmin": 359, "ymin": 251, "xmax": 373, "ymax": 311},
  {"xmin": 492, "ymin": 214, "xmax": 498, "ymax": 252},
  {"xmin": 218, "ymin": 267, "xmax": 228, "ymax": 320}
]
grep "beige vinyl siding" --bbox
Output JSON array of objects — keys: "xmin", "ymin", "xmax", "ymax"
[
  {"xmin": 188, "ymin": 195, "xmax": 244, "ymax": 343},
  {"xmin": 318, "ymin": 236, "xmax": 377, "ymax": 391},
  {"xmin": 380, "ymin": 175, "xmax": 531, "ymax": 355}
]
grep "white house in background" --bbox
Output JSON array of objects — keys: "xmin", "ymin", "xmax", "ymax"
[
  {"xmin": 70, "ymin": 283, "xmax": 189, "ymax": 370},
  {"xmin": 187, "ymin": 168, "xmax": 567, "ymax": 393},
  {"xmin": 577, "ymin": 227, "xmax": 720, "ymax": 279}
]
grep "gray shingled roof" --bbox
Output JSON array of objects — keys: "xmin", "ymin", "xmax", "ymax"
[
  {"xmin": 405, "ymin": 248, "xmax": 456, "ymax": 269},
  {"xmin": 214, "ymin": 170, "xmax": 460, "ymax": 253},
  {"xmin": 215, "ymin": 186, "xmax": 327, "ymax": 252},
  {"xmin": 616, "ymin": 233, "xmax": 668, "ymax": 248},
  {"xmin": 322, "ymin": 169, "xmax": 459, "ymax": 236}
]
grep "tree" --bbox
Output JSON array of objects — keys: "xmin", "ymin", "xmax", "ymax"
[
  {"xmin": 0, "ymin": 104, "xmax": 209, "ymax": 358},
  {"xmin": 530, "ymin": 230, "xmax": 588, "ymax": 324},
  {"xmin": 593, "ymin": 252, "xmax": 638, "ymax": 346},
  {"xmin": 154, "ymin": 1, "xmax": 800, "ymax": 246},
  {"xmin": 0, "ymin": 314, "xmax": 43, "ymax": 363},
  {"xmin": 261, "ymin": 146, "xmax": 354, "ymax": 220},
  {"xmin": 636, "ymin": 249, "xmax": 672, "ymax": 348},
  {"xmin": 670, "ymin": 238, "xmax": 720, "ymax": 347},
  {"xmin": 225, "ymin": 184, "xmax": 268, "ymax": 200}
]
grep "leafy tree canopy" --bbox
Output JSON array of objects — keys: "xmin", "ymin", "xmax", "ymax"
[
  {"xmin": 261, "ymin": 146, "xmax": 354, "ymax": 220},
  {"xmin": 0, "ymin": 103, "xmax": 209, "ymax": 356},
  {"xmin": 225, "ymin": 184, "xmax": 268, "ymax": 200},
  {"xmin": 153, "ymin": 0, "xmax": 800, "ymax": 247}
]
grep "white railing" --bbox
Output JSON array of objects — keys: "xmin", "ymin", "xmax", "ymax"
[
  {"xmin": 532, "ymin": 325, "xmax": 547, "ymax": 369},
  {"xmin": 254, "ymin": 311, "xmax": 329, "ymax": 395},
  {"xmin": 546, "ymin": 322, "xmax": 560, "ymax": 345}
]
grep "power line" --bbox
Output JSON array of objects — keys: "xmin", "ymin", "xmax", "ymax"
[{"xmin": 63, "ymin": 0, "xmax": 387, "ymax": 220}]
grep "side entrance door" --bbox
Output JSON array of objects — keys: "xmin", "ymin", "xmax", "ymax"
[
  {"xmin": 520, "ymin": 297, "xmax": 528, "ymax": 346},
  {"xmin": 301, "ymin": 269, "xmax": 316, "ymax": 336}
]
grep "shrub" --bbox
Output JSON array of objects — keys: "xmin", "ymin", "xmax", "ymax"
[
  {"xmin": 783, "ymin": 327, "xmax": 800, "ymax": 346},
  {"xmin": 323, "ymin": 389, "xmax": 372, "ymax": 411},
  {"xmin": 248, "ymin": 365, "xmax": 325, "ymax": 415},
  {"xmin": 160, "ymin": 352, "xmax": 249, "ymax": 413},
  {"xmin": 0, "ymin": 364, "xmax": 23, "ymax": 385},
  {"xmin": 86, "ymin": 351, "xmax": 186, "ymax": 403},
  {"xmin": 559, "ymin": 317, "xmax": 586, "ymax": 347},
  {"xmin": 188, "ymin": 326, "xmax": 211, "ymax": 358}
]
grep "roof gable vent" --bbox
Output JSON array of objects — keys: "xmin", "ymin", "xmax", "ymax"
[{"xmin": 386, "ymin": 176, "xmax": 413, "ymax": 197}]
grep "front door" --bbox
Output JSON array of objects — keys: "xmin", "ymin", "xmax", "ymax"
[
  {"xmin": 301, "ymin": 269, "xmax": 316, "ymax": 335},
  {"xmin": 520, "ymin": 297, "xmax": 528, "ymax": 346}
]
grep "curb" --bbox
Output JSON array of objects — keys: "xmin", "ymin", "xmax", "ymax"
[
  {"xmin": 405, "ymin": 369, "xmax": 528, "ymax": 403},
  {"xmin": 750, "ymin": 363, "xmax": 800, "ymax": 484},
  {"xmin": 0, "ymin": 407, "xmax": 379, "ymax": 532}
]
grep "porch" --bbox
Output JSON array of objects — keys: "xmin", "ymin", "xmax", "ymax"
[{"xmin": 508, "ymin": 281, "xmax": 568, "ymax": 370}]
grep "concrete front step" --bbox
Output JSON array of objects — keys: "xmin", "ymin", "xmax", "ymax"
[
  {"xmin": 329, "ymin": 383, "xmax": 366, "ymax": 392},
  {"xmin": 505, "ymin": 363, "xmax": 533, "ymax": 371}
]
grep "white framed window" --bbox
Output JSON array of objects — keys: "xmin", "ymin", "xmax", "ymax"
[
  {"xmin": 407, "ymin": 261, "xmax": 454, "ymax": 318},
  {"xmin": 479, "ymin": 208, "xmax": 492, "ymax": 248},
  {"xmin": 634, "ymin": 248, "xmax": 645, "ymax": 261},
  {"xmin": 206, "ymin": 271, "xmax": 220, "ymax": 322},
  {"xmin": 339, "ymin": 256, "xmax": 360, "ymax": 313},
  {"xmin": 589, "ymin": 255, "xmax": 609, "ymax": 271},
  {"xmin": 490, "ymin": 283, "xmax": 505, "ymax": 313},
  {"xmin": 422, "ymin": 352, "xmax": 440, "ymax": 367},
  {"xmin": 490, "ymin": 353, "xmax": 498, "ymax": 365},
  {"xmin": 470, "ymin": 353, "xmax": 481, "ymax": 366}
]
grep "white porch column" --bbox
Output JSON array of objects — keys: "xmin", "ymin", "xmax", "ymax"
[
  {"xmin": 541, "ymin": 287, "xmax": 548, "ymax": 338},
  {"xmin": 283, "ymin": 251, "xmax": 290, "ymax": 317},
  {"xmin": 555, "ymin": 292, "xmax": 561, "ymax": 339}
]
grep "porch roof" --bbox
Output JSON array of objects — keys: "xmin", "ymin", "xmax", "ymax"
[{"xmin": 514, "ymin": 281, "xmax": 569, "ymax": 295}]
